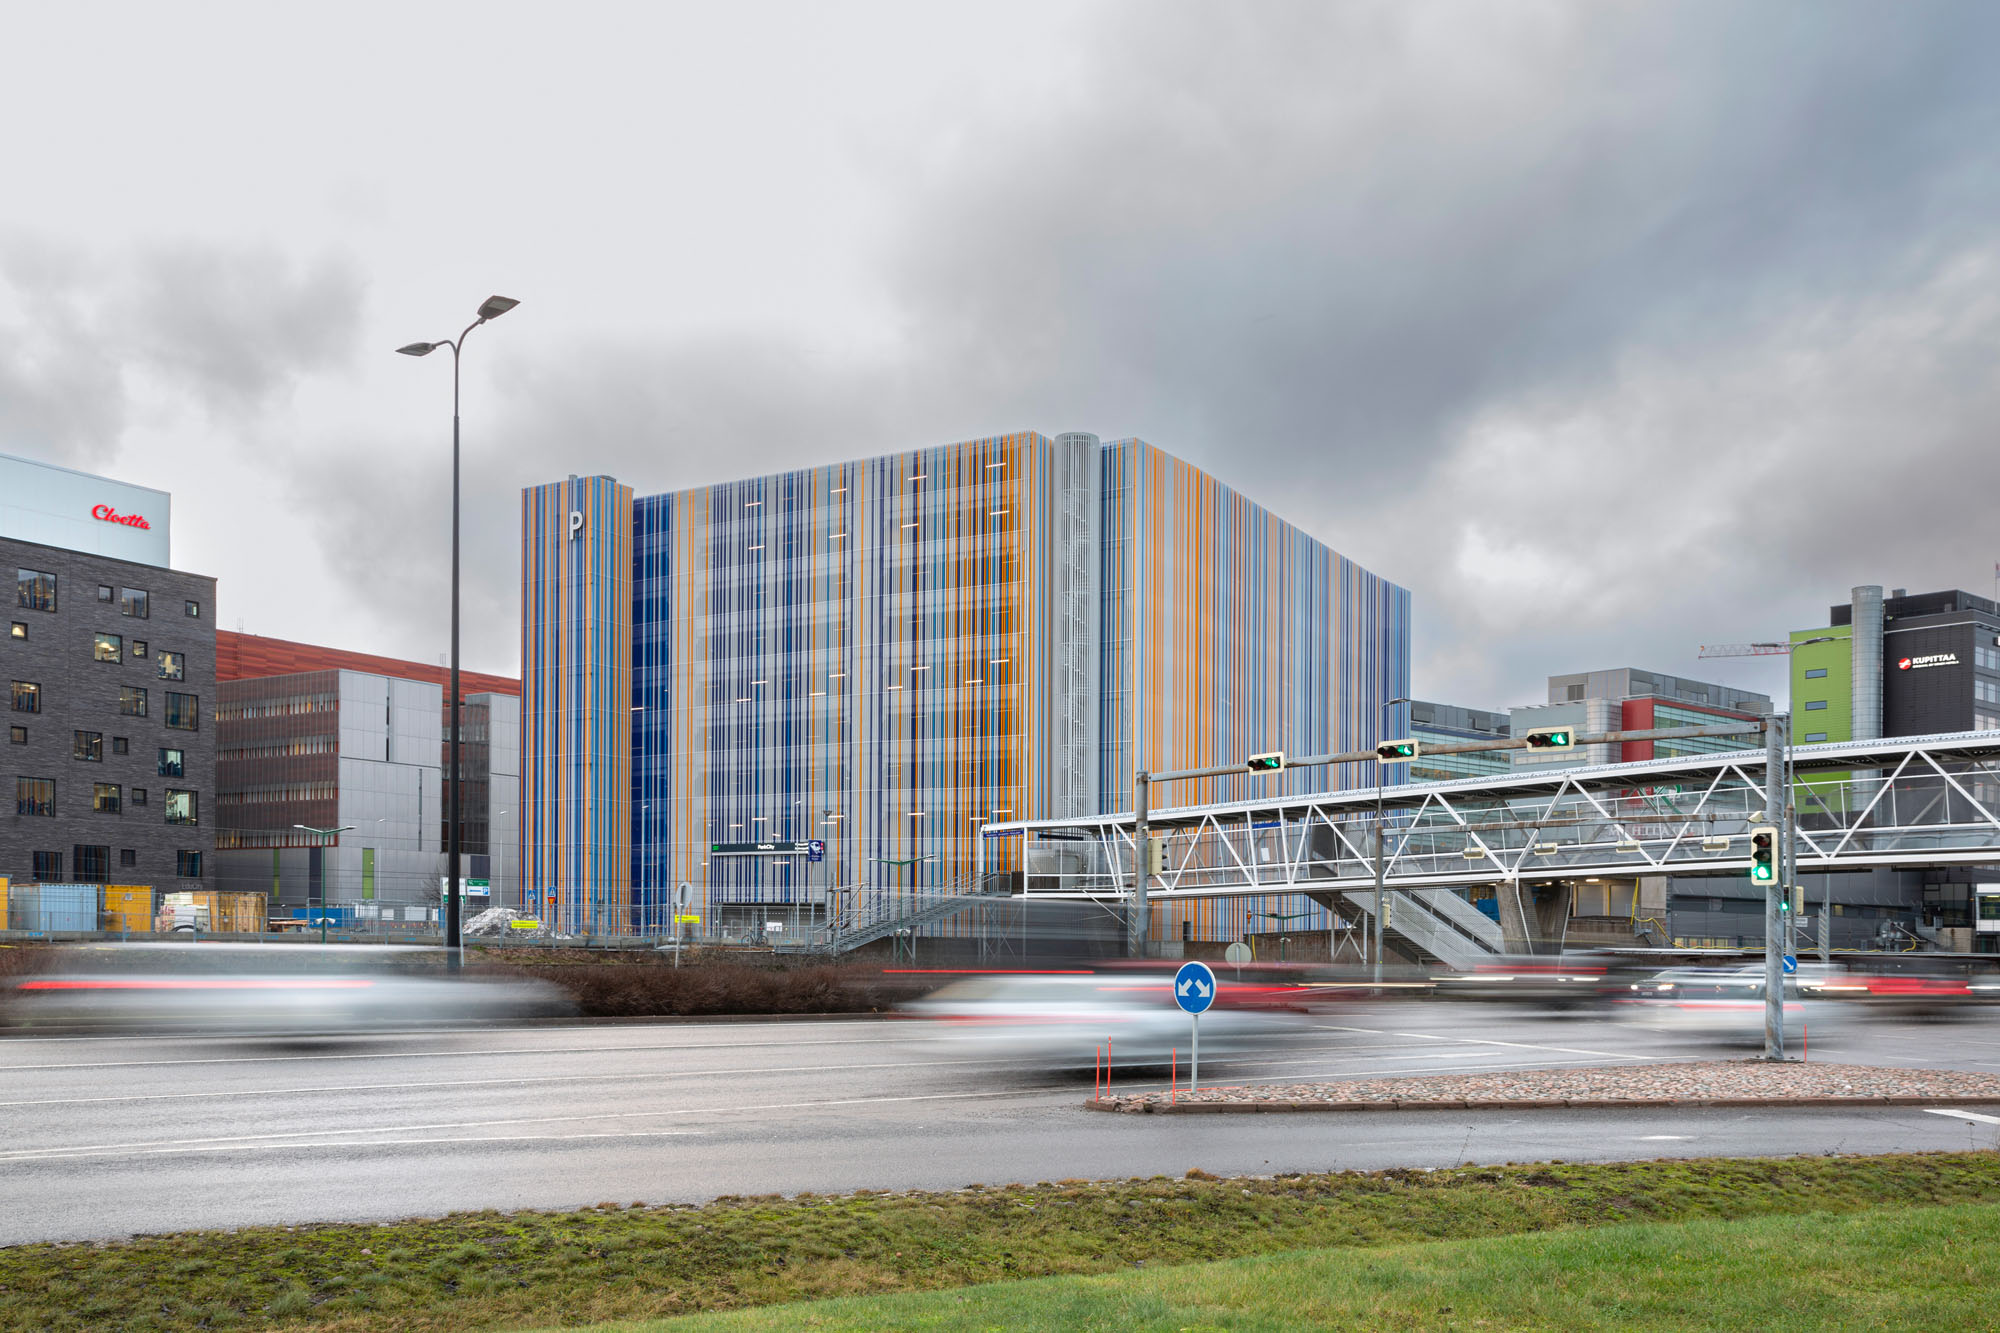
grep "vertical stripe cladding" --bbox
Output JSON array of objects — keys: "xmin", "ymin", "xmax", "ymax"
[
  {"xmin": 519, "ymin": 434, "xmax": 1409, "ymax": 943},
  {"xmin": 1095, "ymin": 439, "xmax": 1411, "ymax": 943},
  {"xmin": 520, "ymin": 476, "xmax": 634, "ymax": 931},
  {"xmin": 627, "ymin": 434, "xmax": 1045, "ymax": 928}
]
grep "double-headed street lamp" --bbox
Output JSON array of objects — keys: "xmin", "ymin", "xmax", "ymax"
[{"xmin": 398, "ymin": 295, "xmax": 520, "ymax": 969}]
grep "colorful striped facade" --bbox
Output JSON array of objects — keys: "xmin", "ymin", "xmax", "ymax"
[
  {"xmin": 520, "ymin": 475, "xmax": 633, "ymax": 930},
  {"xmin": 519, "ymin": 433, "xmax": 1409, "ymax": 941},
  {"xmin": 1096, "ymin": 439, "xmax": 1412, "ymax": 943}
]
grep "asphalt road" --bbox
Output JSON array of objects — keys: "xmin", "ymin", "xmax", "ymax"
[{"xmin": 4, "ymin": 1003, "xmax": 2000, "ymax": 1244}]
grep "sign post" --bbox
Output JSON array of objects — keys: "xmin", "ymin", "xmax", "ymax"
[
  {"xmin": 1173, "ymin": 960, "xmax": 1217, "ymax": 1090},
  {"xmin": 673, "ymin": 881, "xmax": 693, "ymax": 968}
]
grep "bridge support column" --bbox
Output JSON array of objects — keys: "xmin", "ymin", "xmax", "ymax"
[{"xmin": 1498, "ymin": 880, "xmax": 1571, "ymax": 955}]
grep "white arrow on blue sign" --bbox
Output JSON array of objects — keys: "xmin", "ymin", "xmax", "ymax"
[
  {"xmin": 1173, "ymin": 960, "xmax": 1217, "ymax": 1014},
  {"xmin": 1782, "ymin": 955, "xmax": 1797, "ymax": 974}
]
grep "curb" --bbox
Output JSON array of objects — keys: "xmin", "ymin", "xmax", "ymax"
[{"xmin": 1083, "ymin": 1093, "xmax": 2000, "ymax": 1115}]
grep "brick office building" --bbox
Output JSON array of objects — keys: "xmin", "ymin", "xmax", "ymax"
[{"xmin": 3, "ymin": 453, "xmax": 216, "ymax": 894}]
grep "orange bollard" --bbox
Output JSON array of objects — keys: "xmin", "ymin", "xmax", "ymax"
[{"xmin": 1172, "ymin": 1048, "xmax": 1178, "ymax": 1105}]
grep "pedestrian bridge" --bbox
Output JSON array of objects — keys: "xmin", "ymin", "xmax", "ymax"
[{"xmin": 979, "ymin": 731, "xmax": 2000, "ymax": 965}]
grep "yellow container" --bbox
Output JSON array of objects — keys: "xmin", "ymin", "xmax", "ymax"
[{"xmin": 103, "ymin": 885, "xmax": 155, "ymax": 933}]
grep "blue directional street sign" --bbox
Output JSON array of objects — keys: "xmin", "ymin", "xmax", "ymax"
[
  {"xmin": 1173, "ymin": 961, "xmax": 1217, "ymax": 1015},
  {"xmin": 1782, "ymin": 955, "xmax": 1798, "ymax": 974}
]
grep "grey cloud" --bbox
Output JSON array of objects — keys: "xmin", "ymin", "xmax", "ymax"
[
  {"xmin": 120, "ymin": 245, "xmax": 365, "ymax": 419},
  {"xmin": 272, "ymin": 1, "xmax": 2000, "ymax": 702}
]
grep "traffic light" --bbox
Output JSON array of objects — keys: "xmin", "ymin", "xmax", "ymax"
[
  {"xmin": 1522, "ymin": 727, "xmax": 1575, "ymax": 751},
  {"xmin": 1375, "ymin": 739, "xmax": 1421, "ymax": 761},
  {"xmin": 1748, "ymin": 825, "xmax": 1778, "ymax": 884},
  {"xmin": 1145, "ymin": 837, "xmax": 1167, "ymax": 876},
  {"xmin": 1245, "ymin": 751, "xmax": 1286, "ymax": 773}
]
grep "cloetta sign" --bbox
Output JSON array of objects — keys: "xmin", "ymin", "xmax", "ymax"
[{"xmin": 92, "ymin": 504, "xmax": 151, "ymax": 530}]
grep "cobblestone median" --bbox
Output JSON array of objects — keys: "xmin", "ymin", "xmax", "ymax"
[{"xmin": 1086, "ymin": 1060, "xmax": 2000, "ymax": 1113}]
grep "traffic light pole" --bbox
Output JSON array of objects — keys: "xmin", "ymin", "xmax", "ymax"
[
  {"xmin": 1763, "ymin": 714, "xmax": 1788, "ymax": 1061},
  {"xmin": 1130, "ymin": 770, "xmax": 1150, "ymax": 959}
]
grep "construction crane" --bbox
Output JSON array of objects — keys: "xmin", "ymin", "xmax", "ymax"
[{"xmin": 1697, "ymin": 643, "xmax": 1795, "ymax": 658}]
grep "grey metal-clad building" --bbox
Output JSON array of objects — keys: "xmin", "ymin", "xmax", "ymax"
[{"xmin": 5, "ymin": 534, "xmax": 217, "ymax": 893}]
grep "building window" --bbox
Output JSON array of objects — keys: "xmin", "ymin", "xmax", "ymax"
[
  {"xmin": 184, "ymin": 600, "xmax": 201, "ymax": 619},
  {"xmin": 8, "ymin": 725, "xmax": 23, "ymax": 744},
  {"xmin": 1804, "ymin": 700, "xmax": 1828, "ymax": 711},
  {"xmin": 1978, "ymin": 713, "xmax": 2000, "ymax": 733},
  {"xmin": 94, "ymin": 633, "xmax": 122, "ymax": 663},
  {"xmin": 119, "ymin": 686, "xmax": 147, "ymax": 717},
  {"xmin": 96, "ymin": 584, "xmax": 114, "ymax": 603},
  {"xmin": 1805, "ymin": 731, "xmax": 1828, "ymax": 743},
  {"xmin": 165, "ymin": 692, "xmax": 199, "ymax": 730},
  {"xmin": 92, "ymin": 782, "xmax": 121, "ymax": 814},
  {"xmin": 16, "ymin": 776, "xmax": 54, "ymax": 817},
  {"xmin": 132, "ymin": 640, "xmax": 148, "ymax": 659},
  {"xmin": 112, "ymin": 736, "xmax": 128, "ymax": 755},
  {"xmin": 32, "ymin": 850, "xmax": 60, "ymax": 880},
  {"xmin": 73, "ymin": 730, "xmax": 102, "ymax": 761},
  {"xmin": 11, "ymin": 681, "xmax": 40, "ymax": 713},
  {"xmin": 132, "ymin": 786, "xmax": 147, "ymax": 807},
  {"xmin": 8, "ymin": 622, "xmax": 23, "ymax": 640},
  {"xmin": 120, "ymin": 588, "xmax": 148, "ymax": 619},
  {"xmin": 158, "ymin": 746, "xmax": 184, "ymax": 777},
  {"xmin": 176, "ymin": 850, "xmax": 203, "ymax": 878},
  {"xmin": 157, "ymin": 651, "xmax": 184, "ymax": 682},
  {"xmin": 119, "ymin": 848, "xmax": 137, "ymax": 869},
  {"xmin": 165, "ymin": 788, "xmax": 197, "ymax": 825},
  {"xmin": 16, "ymin": 569, "xmax": 56, "ymax": 612},
  {"xmin": 1977, "ymin": 679, "xmax": 2000, "ymax": 705},
  {"xmin": 73, "ymin": 845, "xmax": 109, "ymax": 883},
  {"xmin": 1804, "ymin": 668, "xmax": 1828, "ymax": 679}
]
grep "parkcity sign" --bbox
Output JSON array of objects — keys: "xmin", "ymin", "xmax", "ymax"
[
  {"xmin": 91, "ymin": 504, "xmax": 151, "ymax": 531},
  {"xmin": 1898, "ymin": 652, "xmax": 1959, "ymax": 670}
]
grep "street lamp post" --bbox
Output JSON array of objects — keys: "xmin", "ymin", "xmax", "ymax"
[
  {"xmin": 1374, "ymin": 696, "xmax": 1412, "ymax": 985},
  {"xmin": 294, "ymin": 823, "xmax": 355, "ymax": 942},
  {"xmin": 398, "ymin": 295, "xmax": 519, "ymax": 971}
]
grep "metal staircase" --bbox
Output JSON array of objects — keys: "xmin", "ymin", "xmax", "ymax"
[
  {"xmin": 1303, "ymin": 884, "xmax": 1505, "ymax": 970},
  {"xmin": 786, "ymin": 875, "xmax": 1014, "ymax": 955}
]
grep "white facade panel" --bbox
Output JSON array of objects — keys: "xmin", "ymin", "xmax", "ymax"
[{"xmin": 0, "ymin": 451, "xmax": 172, "ymax": 567}]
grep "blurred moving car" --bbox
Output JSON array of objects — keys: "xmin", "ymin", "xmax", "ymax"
[
  {"xmin": 899, "ymin": 970, "xmax": 1315, "ymax": 1067},
  {"xmin": 1, "ymin": 942, "xmax": 572, "ymax": 1034}
]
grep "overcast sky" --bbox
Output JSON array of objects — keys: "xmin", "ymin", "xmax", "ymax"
[{"xmin": 4, "ymin": 0, "xmax": 1996, "ymax": 712}]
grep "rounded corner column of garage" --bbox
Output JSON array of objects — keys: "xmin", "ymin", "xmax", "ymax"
[{"xmin": 521, "ymin": 475, "xmax": 633, "ymax": 934}]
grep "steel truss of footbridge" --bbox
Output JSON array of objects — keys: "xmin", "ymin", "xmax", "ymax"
[{"xmin": 981, "ymin": 731, "xmax": 2000, "ymax": 907}]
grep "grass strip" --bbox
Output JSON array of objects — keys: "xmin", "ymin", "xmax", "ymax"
[
  {"xmin": 3, "ymin": 1153, "xmax": 1998, "ymax": 1332},
  {"xmin": 552, "ymin": 1200, "xmax": 2000, "ymax": 1332}
]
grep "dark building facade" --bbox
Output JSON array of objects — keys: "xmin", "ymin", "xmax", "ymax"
[{"xmin": 5, "ymin": 536, "xmax": 217, "ymax": 891}]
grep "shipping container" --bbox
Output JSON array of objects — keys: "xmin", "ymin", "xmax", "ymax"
[
  {"xmin": 102, "ymin": 885, "xmax": 155, "ymax": 933},
  {"xmin": 7, "ymin": 883, "xmax": 99, "ymax": 933}
]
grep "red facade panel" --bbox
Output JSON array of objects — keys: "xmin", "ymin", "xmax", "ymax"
[{"xmin": 216, "ymin": 631, "xmax": 519, "ymax": 698}]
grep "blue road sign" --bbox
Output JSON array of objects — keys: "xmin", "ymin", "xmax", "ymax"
[
  {"xmin": 1782, "ymin": 954, "xmax": 1798, "ymax": 974},
  {"xmin": 1173, "ymin": 961, "xmax": 1217, "ymax": 1015},
  {"xmin": 807, "ymin": 839, "xmax": 826, "ymax": 862}
]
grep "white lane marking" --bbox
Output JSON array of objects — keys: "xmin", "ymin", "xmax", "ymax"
[
  {"xmin": 1925, "ymin": 1109, "xmax": 2000, "ymax": 1126},
  {"xmin": 1393, "ymin": 1032, "xmax": 1645, "ymax": 1060},
  {"xmin": 1639, "ymin": 1135, "xmax": 1692, "ymax": 1141},
  {"xmin": 0, "ymin": 1130, "xmax": 702, "ymax": 1164},
  {"xmin": 0, "ymin": 1052, "xmax": 1032, "ymax": 1110},
  {"xmin": 0, "ymin": 1033, "xmax": 914, "ymax": 1075},
  {"xmin": 0, "ymin": 1087, "xmax": 1044, "ymax": 1163}
]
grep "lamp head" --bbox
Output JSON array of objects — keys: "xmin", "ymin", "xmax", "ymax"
[
  {"xmin": 396, "ymin": 342, "xmax": 438, "ymax": 357},
  {"xmin": 477, "ymin": 295, "xmax": 520, "ymax": 321}
]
